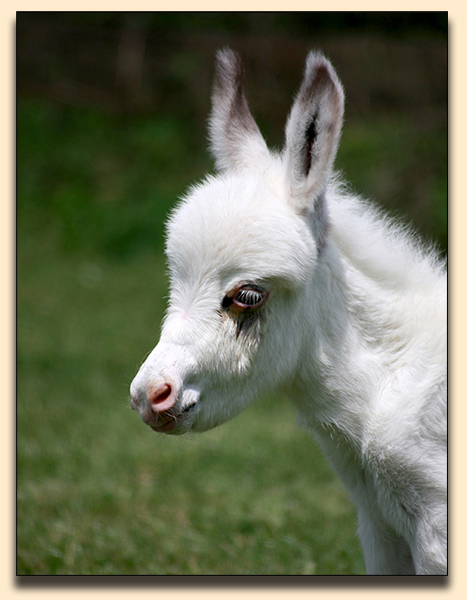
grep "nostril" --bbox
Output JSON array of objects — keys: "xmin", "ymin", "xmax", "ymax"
[
  {"xmin": 154, "ymin": 383, "xmax": 171, "ymax": 403},
  {"xmin": 149, "ymin": 381, "xmax": 177, "ymax": 413}
]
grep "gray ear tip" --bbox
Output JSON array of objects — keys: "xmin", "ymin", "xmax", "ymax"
[
  {"xmin": 306, "ymin": 49, "xmax": 327, "ymax": 62},
  {"xmin": 303, "ymin": 50, "xmax": 345, "ymax": 101},
  {"xmin": 305, "ymin": 50, "xmax": 337, "ymax": 77},
  {"xmin": 216, "ymin": 48, "xmax": 243, "ymax": 72},
  {"xmin": 303, "ymin": 50, "xmax": 327, "ymax": 73},
  {"xmin": 216, "ymin": 46, "xmax": 235, "ymax": 60},
  {"xmin": 213, "ymin": 48, "xmax": 245, "ymax": 94}
]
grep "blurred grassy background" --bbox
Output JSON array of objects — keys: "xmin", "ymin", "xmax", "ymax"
[{"xmin": 16, "ymin": 12, "xmax": 447, "ymax": 575}]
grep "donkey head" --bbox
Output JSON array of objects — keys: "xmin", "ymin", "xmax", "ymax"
[{"xmin": 130, "ymin": 49, "xmax": 344, "ymax": 434}]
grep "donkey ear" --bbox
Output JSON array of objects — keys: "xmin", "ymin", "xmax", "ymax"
[
  {"xmin": 209, "ymin": 48, "xmax": 270, "ymax": 172},
  {"xmin": 285, "ymin": 52, "xmax": 344, "ymax": 215}
]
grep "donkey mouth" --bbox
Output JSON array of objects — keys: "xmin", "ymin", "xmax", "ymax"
[
  {"xmin": 149, "ymin": 403, "xmax": 196, "ymax": 434},
  {"xmin": 150, "ymin": 418, "xmax": 178, "ymax": 433}
]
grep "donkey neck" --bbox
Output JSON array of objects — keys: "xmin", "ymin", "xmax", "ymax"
[{"xmin": 290, "ymin": 236, "xmax": 407, "ymax": 448}]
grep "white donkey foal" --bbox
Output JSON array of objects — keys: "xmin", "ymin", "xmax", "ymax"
[{"xmin": 130, "ymin": 49, "xmax": 447, "ymax": 575}]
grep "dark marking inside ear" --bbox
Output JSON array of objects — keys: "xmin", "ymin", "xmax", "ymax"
[
  {"xmin": 304, "ymin": 115, "xmax": 318, "ymax": 176},
  {"xmin": 210, "ymin": 48, "xmax": 268, "ymax": 170},
  {"xmin": 215, "ymin": 50, "xmax": 259, "ymax": 138}
]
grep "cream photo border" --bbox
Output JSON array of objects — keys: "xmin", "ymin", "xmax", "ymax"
[{"xmin": 3, "ymin": 3, "xmax": 462, "ymax": 599}]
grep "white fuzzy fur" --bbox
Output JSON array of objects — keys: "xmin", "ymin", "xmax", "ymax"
[{"xmin": 130, "ymin": 49, "xmax": 447, "ymax": 575}]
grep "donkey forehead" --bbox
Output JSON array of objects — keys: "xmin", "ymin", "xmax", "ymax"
[{"xmin": 166, "ymin": 174, "xmax": 316, "ymax": 286}]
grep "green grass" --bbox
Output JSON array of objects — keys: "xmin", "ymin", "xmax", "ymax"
[
  {"xmin": 16, "ymin": 95, "xmax": 445, "ymax": 575},
  {"xmin": 17, "ymin": 249, "xmax": 363, "ymax": 575}
]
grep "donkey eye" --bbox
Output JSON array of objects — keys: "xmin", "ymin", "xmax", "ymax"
[
  {"xmin": 235, "ymin": 288, "xmax": 263, "ymax": 307},
  {"xmin": 222, "ymin": 284, "xmax": 269, "ymax": 312}
]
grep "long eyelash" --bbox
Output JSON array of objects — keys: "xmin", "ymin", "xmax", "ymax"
[{"xmin": 236, "ymin": 289, "xmax": 262, "ymax": 305}]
